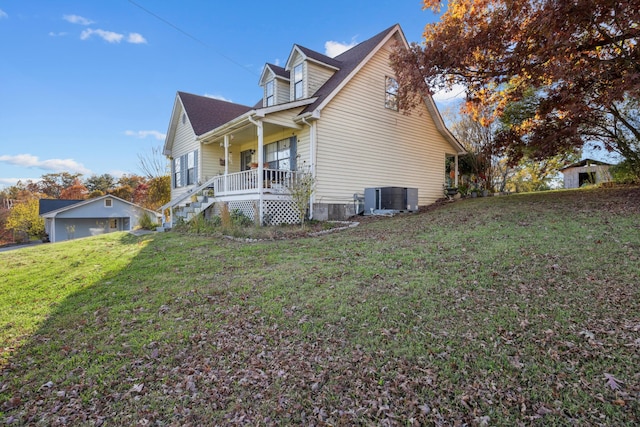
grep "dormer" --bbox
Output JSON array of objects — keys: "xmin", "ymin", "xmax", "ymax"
[
  {"xmin": 259, "ymin": 64, "xmax": 290, "ymax": 107},
  {"xmin": 284, "ymin": 45, "xmax": 341, "ymax": 101}
]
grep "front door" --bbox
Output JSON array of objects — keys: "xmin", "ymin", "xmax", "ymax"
[
  {"xmin": 241, "ymin": 150, "xmax": 253, "ymax": 171},
  {"xmin": 109, "ymin": 218, "xmax": 118, "ymax": 232}
]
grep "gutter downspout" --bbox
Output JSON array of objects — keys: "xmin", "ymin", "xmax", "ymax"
[
  {"xmin": 299, "ymin": 116, "xmax": 316, "ymax": 220},
  {"xmin": 248, "ymin": 116, "xmax": 264, "ymax": 225}
]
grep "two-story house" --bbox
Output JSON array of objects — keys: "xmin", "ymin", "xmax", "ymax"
[{"xmin": 162, "ymin": 24, "xmax": 464, "ymax": 226}]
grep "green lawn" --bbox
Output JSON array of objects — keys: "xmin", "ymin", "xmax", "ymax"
[{"xmin": 1, "ymin": 187, "xmax": 639, "ymax": 425}]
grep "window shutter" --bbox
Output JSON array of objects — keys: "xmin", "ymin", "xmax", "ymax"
[
  {"xmin": 171, "ymin": 158, "xmax": 176, "ymax": 188},
  {"xmin": 290, "ymin": 136, "xmax": 297, "ymax": 170}
]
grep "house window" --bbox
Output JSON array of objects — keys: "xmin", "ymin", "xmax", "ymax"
[
  {"xmin": 294, "ymin": 64, "xmax": 304, "ymax": 100},
  {"xmin": 265, "ymin": 80, "xmax": 274, "ymax": 106},
  {"xmin": 265, "ymin": 137, "xmax": 297, "ymax": 170},
  {"xmin": 172, "ymin": 150, "xmax": 199, "ymax": 188},
  {"xmin": 105, "ymin": 198, "xmax": 113, "ymax": 208},
  {"xmin": 187, "ymin": 151, "xmax": 196, "ymax": 185},
  {"xmin": 385, "ymin": 76, "xmax": 398, "ymax": 111}
]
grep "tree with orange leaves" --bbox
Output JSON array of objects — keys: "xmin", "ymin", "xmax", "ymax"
[
  {"xmin": 59, "ymin": 178, "xmax": 88, "ymax": 200},
  {"xmin": 391, "ymin": 0, "xmax": 640, "ymax": 176}
]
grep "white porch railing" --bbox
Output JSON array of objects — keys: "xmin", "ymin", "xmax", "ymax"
[
  {"xmin": 160, "ymin": 168, "xmax": 301, "ymax": 227},
  {"xmin": 210, "ymin": 169, "xmax": 300, "ymax": 195}
]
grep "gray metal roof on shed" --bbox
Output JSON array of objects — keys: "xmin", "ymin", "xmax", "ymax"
[{"xmin": 560, "ymin": 158, "xmax": 614, "ymax": 171}]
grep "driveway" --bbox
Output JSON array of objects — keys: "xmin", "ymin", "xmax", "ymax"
[{"xmin": 0, "ymin": 241, "xmax": 43, "ymax": 253}]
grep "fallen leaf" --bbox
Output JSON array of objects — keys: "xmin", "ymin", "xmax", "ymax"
[{"xmin": 604, "ymin": 373, "xmax": 623, "ymax": 391}]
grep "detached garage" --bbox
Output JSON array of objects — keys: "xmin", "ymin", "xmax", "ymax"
[{"xmin": 40, "ymin": 195, "xmax": 161, "ymax": 243}]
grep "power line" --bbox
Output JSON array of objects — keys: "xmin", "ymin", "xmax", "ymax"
[{"xmin": 127, "ymin": 0, "xmax": 258, "ymax": 77}]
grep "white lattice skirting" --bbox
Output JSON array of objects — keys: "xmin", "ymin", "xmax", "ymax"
[
  {"xmin": 262, "ymin": 200, "xmax": 300, "ymax": 225},
  {"xmin": 210, "ymin": 200, "xmax": 301, "ymax": 225}
]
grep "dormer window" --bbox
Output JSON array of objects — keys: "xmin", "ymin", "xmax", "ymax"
[
  {"xmin": 385, "ymin": 76, "xmax": 398, "ymax": 111},
  {"xmin": 265, "ymin": 80, "xmax": 274, "ymax": 106},
  {"xmin": 294, "ymin": 64, "xmax": 304, "ymax": 100}
]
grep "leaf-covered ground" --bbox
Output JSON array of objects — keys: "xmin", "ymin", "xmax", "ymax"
[{"xmin": 1, "ymin": 187, "xmax": 639, "ymax": 426}]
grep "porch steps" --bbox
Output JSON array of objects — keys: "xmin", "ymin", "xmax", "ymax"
[{"xmin": 172, "ymin": 192, "xmax": 216, "ymax": 224}]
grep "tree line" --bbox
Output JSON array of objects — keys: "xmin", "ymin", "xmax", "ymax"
[{"xmin": 0, "ymin": 172, "xmax": 170, "ymax": 244}]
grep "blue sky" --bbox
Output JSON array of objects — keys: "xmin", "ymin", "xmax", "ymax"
[{"xmin": 0, "ymin": 0, "xmax": 459, "ymax": 188}]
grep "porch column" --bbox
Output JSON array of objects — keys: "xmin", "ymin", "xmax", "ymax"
[
  {"xmin": 454, "ymin": 155, "xmax": 459, "ymax": 187},
  {"xmin": 255, "ymin": 119, "xmax": 264, "ymax": 225},
  {"xmin": 223, "ymin": 134, "xmax": 230, "ymax": 193}
]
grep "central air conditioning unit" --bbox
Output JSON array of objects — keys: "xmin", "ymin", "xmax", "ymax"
[{"xmin": 363, "ymin": 187, "xmax": 418, "ymax": 215}]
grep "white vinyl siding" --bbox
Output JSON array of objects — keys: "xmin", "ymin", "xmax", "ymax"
[
  {"xmin": 307, "ymin": 62, "xmax": 336, "ymax": 96},
  {"xmin": 201, "ymin": 142, "xmax": 230, "ymax": 180},
  {"xmin": 276, "ymin": 78, "xmax": 290, "ymax": 104},
  {"xmin": 169, "ymin": 108, "xmax": 198, "ymax": 200},
  {"xmin": 315, "ymin": 37, "xmax": 456, "ymax": 206}
]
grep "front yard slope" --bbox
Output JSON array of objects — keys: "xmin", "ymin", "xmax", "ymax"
[{"xmin": 1, "ymin": 187, "xmax": 639, "ymax": 425}]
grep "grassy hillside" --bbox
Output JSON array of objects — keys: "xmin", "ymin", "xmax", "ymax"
[{"xmin": 1, "ymin": 187, "xmax": 639, "ymax": 425}]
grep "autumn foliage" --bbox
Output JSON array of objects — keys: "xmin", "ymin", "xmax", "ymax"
[{"xmin": 391, "ymin": 0, "xmax": 640, "ymax": 172}]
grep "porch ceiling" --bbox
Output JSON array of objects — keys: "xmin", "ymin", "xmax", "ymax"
[{"xmin": 202, "ymin": 120, "xmax": 299, "ymax": 146}]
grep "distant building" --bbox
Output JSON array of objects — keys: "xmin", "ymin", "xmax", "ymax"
[
  {"xmin": 560, "ymin": 159, "xmax": 613, "ymax": 188},
  {"xmin": 40, "ymin": 196, "xmax": 160, "ymax": 242}
]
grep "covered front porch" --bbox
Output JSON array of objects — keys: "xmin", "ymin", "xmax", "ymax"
[
  {"xmin": 163, "ymin": 100, "xmax": 317, "ymax": 227},
  {"xmin": 163, "ymin": 168, "xmax": 303, "ymax": 226}
]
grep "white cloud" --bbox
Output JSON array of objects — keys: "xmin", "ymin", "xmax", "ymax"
[
  {"xmin": 0, "ymin": 154, "xmax": 91, "ymax": 175},
  {"xmin": 0, "ymin": 9, "xmax": 8, "ymax": 19},
  {"xmin": 325, "ymin": 40, "xmax": 357, "ymax": 58},
  {"xmin": 0, "ymin": 177, "xmax": 36, "ymax": 188},
  {"xmin": 125, "ymin": 130, "xmax": 166, "ymax": 140},
  {"xmin": 80, "ymin": 28, "xmax": 147, "ymax": 44},
  {"xmin": 80, "ymin": 28, "xmax": 124, "ymax": 43},
  {"xmin": 48, "ymin": 31, "xmax": 68, "ymax": 37},
  {"xmin": 431, "ymin": 83, "xmax": 467, "ymax": 103},
  {"xmin": 63, "ymin": 14, "xmax": 94, "ymax": 25},
  {"xmin": 204, "ymin": 94, "xmax": 232, "ymax": 102},
  {"xmin": 108, "ymin": 169, "xmax": 128, "ymax": 179},
  {"xmin": 127, "ymin": 33, "xmax": 147, "ymax": 44}
]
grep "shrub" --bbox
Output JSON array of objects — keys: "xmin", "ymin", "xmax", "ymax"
[
  {"xmin": 138, "ymin": 213, "xmax": 158, "ymax": 230},
  {"xmin": 230, "ymin": 209, "xmax": 253, "ymax": 227},
  {"xmin": 610, "ymin": 160, "xmax": 640, "ymax": 184}
]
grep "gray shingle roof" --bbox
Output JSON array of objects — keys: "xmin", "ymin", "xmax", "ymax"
[
  {"xmin": 266, "ymin": 63, "xmax": 290, "ymax": 79},
  {"xmin": 178, "ymin": 92, "xmax": 253, "ymax": 136},
  {"xmin": 294, "ymin": 45, "xmax": 342, "ymax": 69},
  {"xmin": 39, "ymin": 199, "xmax": 83, "ymax": 215}
]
